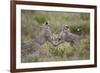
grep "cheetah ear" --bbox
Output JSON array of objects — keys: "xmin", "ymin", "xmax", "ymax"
[
  {"xmin": 41, "ymin": 21, "xmax": 49, "ymax": 27},
  {"xmin": 65, "ymin": 25, "xmax": 69, "ymax": 29},
  {"xmin": 44, "ymin": 21, "xmax": 50, "ymax": 25},
  {"xmin": 45, "ymin": 21, "xmax": 49, "ymax": 25},
  {"xmin": 62, "ymin": 25, "xmax": 68, "ymax": 30}
]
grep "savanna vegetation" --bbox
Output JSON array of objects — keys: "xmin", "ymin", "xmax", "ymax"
[{"xmin": 21, "ymin": 10, "xmax": 90, "ymax": 63}]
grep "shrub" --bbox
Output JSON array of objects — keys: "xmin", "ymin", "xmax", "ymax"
[{"xmin": 32, "ymin": 14, "xmax": 49, "ymax": 24}]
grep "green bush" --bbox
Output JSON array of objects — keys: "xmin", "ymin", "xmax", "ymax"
[
  {"xmin": 32, "ymin": 14, "xmax": 49, "ymax": 24},
  {"xmin": 68, "ymin": 22, "xmax": 90, "ymax": 35}
]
